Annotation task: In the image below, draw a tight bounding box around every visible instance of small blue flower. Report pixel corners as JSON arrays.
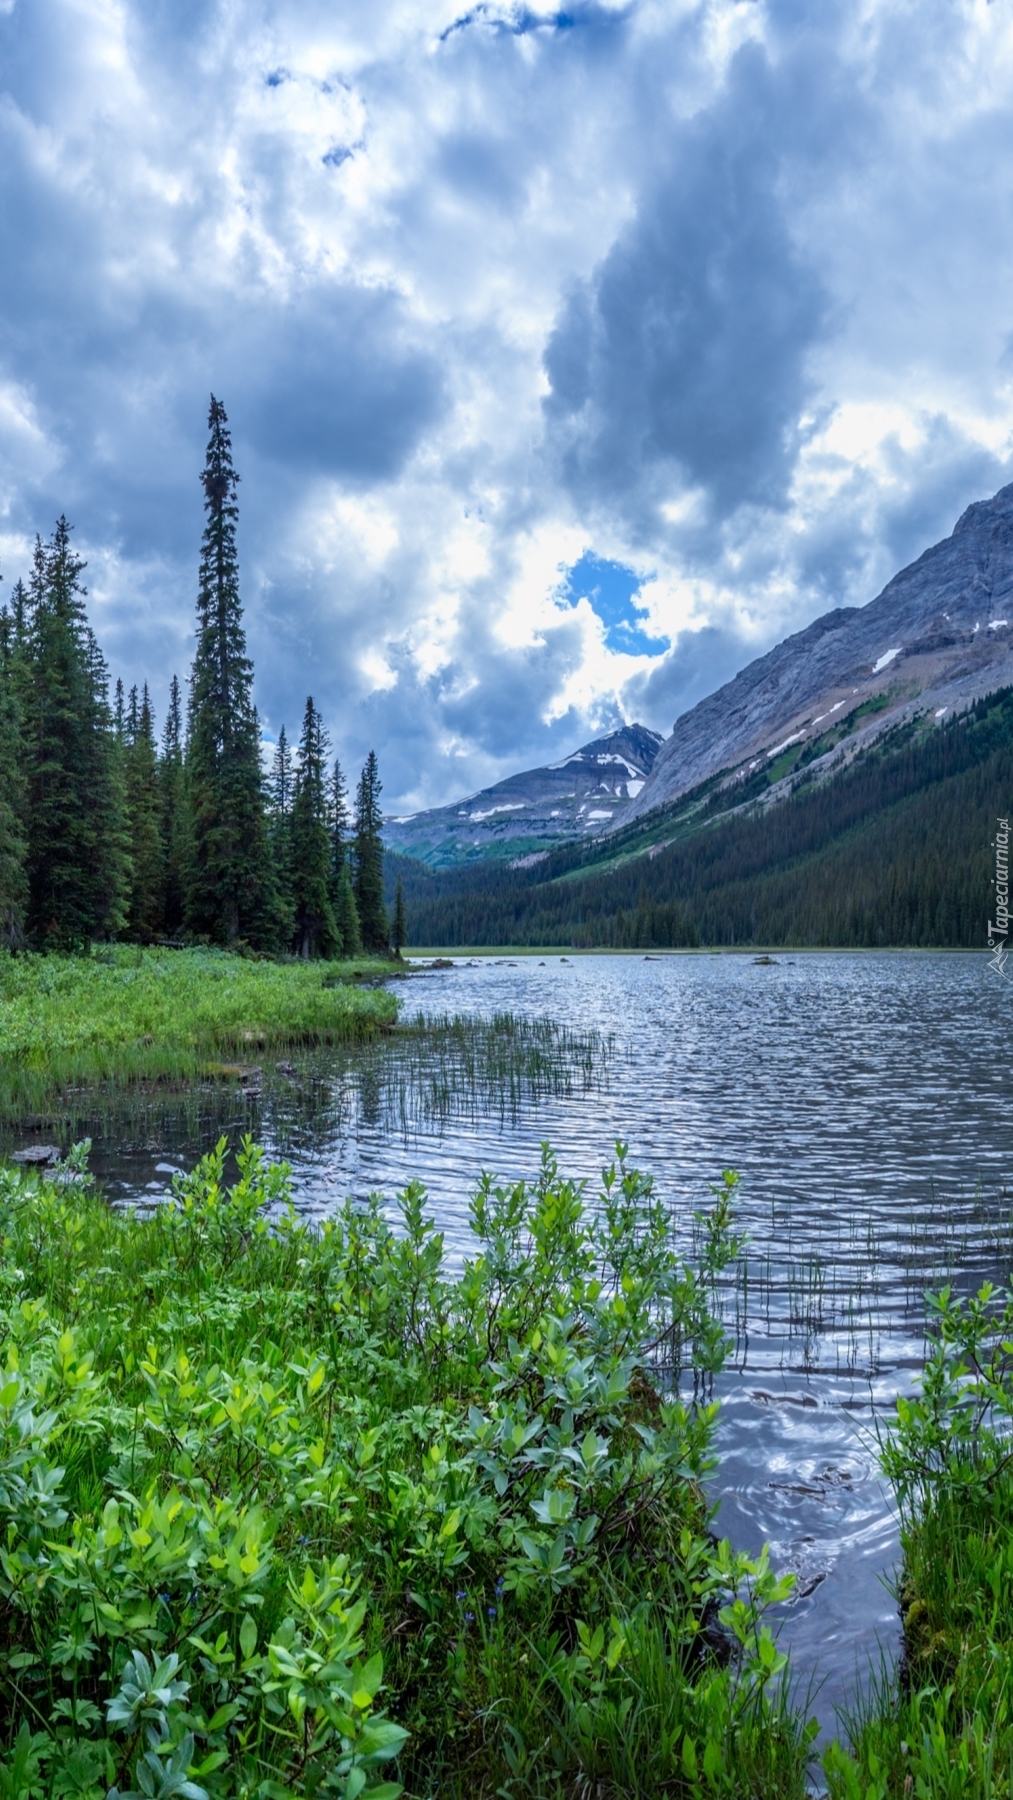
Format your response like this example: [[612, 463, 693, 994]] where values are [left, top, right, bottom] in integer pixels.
[[495, 1577, 505, 1595], [487, 1606, 496, 1618], [456, 1590, 467, 1601], [465, 1611, 474, 1623]]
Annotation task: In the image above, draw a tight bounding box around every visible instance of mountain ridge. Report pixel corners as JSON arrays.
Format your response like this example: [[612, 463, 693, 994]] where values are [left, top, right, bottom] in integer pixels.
[[618, 480, 1013, 826]]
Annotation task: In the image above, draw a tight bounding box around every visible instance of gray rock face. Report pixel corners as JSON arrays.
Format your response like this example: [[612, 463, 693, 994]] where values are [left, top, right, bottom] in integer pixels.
[[617, 482, 1013, 826], [385, 724, 663, 866]]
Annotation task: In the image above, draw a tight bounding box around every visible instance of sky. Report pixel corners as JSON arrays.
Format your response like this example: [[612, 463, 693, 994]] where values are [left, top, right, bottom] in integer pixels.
[[3, 0, 1013, 811]]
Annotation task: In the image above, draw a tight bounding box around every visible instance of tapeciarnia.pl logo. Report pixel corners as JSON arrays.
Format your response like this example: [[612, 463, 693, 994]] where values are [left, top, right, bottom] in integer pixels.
[[989, 816, 1010, 976]]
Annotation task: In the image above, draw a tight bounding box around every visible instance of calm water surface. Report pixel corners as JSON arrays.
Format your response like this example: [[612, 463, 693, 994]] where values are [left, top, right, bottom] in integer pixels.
[[15, 950, 1012, 1734]]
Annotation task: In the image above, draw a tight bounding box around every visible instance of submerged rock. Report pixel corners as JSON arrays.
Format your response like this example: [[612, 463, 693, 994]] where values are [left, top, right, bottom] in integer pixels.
[[11, 1145, 61, 1166]]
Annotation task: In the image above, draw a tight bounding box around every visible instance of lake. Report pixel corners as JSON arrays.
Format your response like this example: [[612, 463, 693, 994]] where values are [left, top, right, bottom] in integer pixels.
[[12, 948, 1010, 1734]]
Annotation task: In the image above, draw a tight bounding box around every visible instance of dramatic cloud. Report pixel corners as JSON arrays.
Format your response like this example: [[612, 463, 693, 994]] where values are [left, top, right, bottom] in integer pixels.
[[543, 41, 830, 519], [2, 0, 1013, 809]]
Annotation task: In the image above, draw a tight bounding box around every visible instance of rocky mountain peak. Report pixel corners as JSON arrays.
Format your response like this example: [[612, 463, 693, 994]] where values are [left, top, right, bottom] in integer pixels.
[[384, 722, 662, 866]]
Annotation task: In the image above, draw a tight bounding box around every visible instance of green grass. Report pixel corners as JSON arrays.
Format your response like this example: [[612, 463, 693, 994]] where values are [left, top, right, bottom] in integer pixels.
[[824, 1282, 1013, 1798], [0, 1144, 816, 1798], [0, 948, 400, 1121]]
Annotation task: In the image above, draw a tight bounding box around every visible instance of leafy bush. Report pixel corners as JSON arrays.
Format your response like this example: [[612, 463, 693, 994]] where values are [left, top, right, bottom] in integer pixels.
[[0, 1141, 811, 1798]]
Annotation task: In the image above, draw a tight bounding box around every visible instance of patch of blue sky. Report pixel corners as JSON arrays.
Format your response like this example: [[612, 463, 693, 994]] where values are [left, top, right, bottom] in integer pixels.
[[440, 7, 578, 42], [558, 552, 669, 657]]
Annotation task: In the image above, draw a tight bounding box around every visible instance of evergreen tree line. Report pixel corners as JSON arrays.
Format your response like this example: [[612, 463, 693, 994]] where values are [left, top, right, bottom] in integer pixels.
[[394, 689, 1013, 949], [0, 397, 406, 958]]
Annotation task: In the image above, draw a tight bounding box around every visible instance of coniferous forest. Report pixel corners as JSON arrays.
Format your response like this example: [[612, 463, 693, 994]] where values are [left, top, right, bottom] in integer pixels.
[[0, 398, 391, 958], [394, 690, 1013, 949]]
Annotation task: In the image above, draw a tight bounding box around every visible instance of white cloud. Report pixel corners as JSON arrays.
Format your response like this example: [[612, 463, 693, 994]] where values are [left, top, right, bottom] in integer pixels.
[[2, 0, 1013, 808]]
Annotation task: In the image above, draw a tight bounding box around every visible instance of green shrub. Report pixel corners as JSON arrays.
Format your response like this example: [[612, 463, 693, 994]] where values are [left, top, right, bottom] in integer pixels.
[[0, 1143, 811, 1798]]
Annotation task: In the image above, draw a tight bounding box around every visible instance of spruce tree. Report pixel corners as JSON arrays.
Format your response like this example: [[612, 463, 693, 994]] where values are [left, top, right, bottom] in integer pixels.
[[335, 855, 361, 957], [185, 396, 276, 947], [0, 602, 28, 949], [125, 683, 163, 941], [289, 697, 338, 959], [328, 756, 349, 915], [24, 518, 128, 947], [353, 750, 388, 954], [268, 725, 295, 940], [270, 725, 293, 817], [159, 675, 187, 938], [391, 874, 407, 957]]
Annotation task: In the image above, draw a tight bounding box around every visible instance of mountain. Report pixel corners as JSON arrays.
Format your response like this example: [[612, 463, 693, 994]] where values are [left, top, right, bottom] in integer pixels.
[[392, 682, 1013, 949], [384, 723, 663, 867], [618, 481, 1013, 827]]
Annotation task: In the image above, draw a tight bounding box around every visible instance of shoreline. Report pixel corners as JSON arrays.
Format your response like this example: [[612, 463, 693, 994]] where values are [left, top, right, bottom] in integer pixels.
[[405, 943, 988, 958]]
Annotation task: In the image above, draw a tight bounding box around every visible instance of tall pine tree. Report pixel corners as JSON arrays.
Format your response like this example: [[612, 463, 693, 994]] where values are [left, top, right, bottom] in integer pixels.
[[24, 518, 127, 947], [289, 698, 338, 959], [159, 675, 187, 938], [0, 599, 28, 949], [184, 397, 276, 947], [268, 725, 295, 941], [391, 874, 407, 958], [328, 757, 349, 912], [335, 855, 361, 957], [354, 750, 388, 954], [124, 683, 163, 941]]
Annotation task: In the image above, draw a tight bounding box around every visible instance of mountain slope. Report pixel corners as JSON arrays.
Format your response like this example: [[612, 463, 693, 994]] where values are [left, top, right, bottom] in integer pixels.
[[384, 723, 662, 867], [619, 481, 1013, 827], [392, 685, 1012, 949]]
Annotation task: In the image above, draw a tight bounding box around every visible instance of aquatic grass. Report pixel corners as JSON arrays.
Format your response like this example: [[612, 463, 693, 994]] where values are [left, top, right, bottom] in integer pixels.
[[0, 1012, 614, 1176], [382, 1009, 613, 1128], [0, 1140, 815, 1797], [0, 948, 399, 1121], [700, 1176, 1013, 1383]]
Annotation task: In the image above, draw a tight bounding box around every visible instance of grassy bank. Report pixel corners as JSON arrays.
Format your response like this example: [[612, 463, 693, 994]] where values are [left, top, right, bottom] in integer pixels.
[[0, 949, 399, 1122], [824, 1283, 1013, 1799], [0, 1143, 815, 1798]]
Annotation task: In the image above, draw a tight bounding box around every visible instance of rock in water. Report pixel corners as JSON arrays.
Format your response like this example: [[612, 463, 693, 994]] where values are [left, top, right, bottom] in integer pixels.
[[11, 1145, 61, 1166]]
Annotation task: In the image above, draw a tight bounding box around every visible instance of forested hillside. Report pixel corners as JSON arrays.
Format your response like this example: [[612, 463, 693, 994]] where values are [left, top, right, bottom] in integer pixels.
[[392, 692, 1012, 948], [0, 399, 398, 958]]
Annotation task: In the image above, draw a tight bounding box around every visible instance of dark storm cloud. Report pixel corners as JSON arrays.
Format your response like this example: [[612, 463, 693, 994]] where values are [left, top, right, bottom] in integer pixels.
[[543, 40, 831, 523], [238, 294, 445, 482]]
